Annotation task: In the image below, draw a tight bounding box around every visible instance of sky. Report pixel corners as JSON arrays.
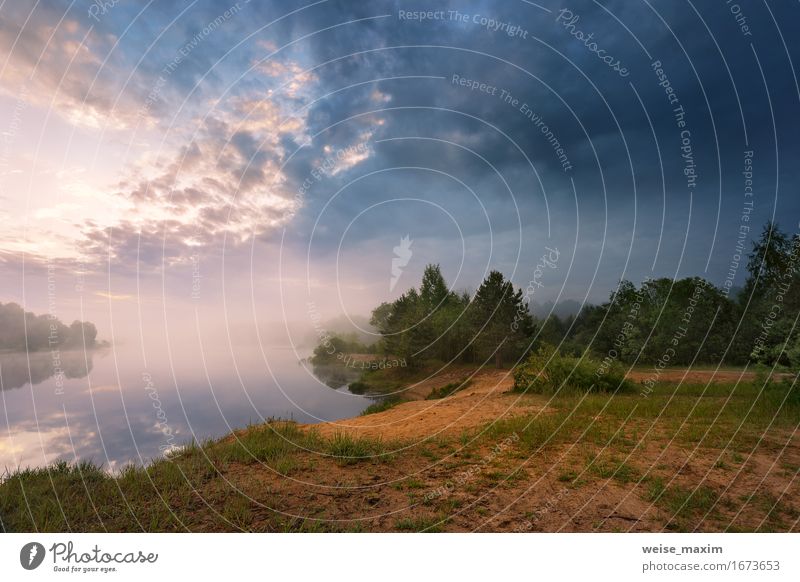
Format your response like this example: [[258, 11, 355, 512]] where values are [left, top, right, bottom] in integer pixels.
[[0, 0, 798, 345]]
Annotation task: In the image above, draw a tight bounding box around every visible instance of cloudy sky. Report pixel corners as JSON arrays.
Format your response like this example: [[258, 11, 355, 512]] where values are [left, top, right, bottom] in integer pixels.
[[1, 0, 798, 343]]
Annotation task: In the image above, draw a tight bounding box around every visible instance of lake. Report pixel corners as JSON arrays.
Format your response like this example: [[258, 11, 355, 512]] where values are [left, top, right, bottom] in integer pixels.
[[0, 343, 371, 472]]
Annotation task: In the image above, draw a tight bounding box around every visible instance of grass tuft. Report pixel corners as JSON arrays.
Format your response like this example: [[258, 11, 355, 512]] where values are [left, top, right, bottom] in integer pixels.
[[426, 379, 473, 400], [325, 433, 388, 465], [360, 396, 408, 415]]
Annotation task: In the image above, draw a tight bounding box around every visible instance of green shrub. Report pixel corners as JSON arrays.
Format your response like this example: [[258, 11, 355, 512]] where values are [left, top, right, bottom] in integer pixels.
[[361, 396, 407, 415], [348, 381, 371, 394], [512, 344, 633, 394], [426, 379, 473, 400], [325, 433, 386, 465]]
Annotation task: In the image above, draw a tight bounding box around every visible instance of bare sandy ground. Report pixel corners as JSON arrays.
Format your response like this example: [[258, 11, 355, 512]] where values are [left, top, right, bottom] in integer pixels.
[[311, 368, 546, 440]]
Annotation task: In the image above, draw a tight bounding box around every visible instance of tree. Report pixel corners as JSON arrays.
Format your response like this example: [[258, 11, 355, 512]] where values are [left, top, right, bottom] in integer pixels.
[[537, 314, 567, 346], [743, 221, 791, 302], [736, 223, 800, 366], [0, 302, 97, 351], [419, 264, 450, 310], [357, 222, 799, 370], [66, 321, 97, 348], [469, 271, 535, 367]]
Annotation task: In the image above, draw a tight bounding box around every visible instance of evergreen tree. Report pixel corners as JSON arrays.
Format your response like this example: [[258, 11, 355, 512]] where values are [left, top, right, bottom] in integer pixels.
[[469, 271, 535, 367]]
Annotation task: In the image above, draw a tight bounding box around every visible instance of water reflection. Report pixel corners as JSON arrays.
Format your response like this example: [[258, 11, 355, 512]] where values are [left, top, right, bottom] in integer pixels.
[[0, 350, 93, 391], [309, 362, 361, 390], [0, 344, 372, 471]]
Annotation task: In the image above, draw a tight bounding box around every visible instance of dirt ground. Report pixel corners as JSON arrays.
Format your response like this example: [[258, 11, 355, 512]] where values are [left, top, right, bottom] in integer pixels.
[[220, 423, 799, 533], [311, 368, 544, 440], [309, 367, 793, 441], [236, 366, 798, 532]]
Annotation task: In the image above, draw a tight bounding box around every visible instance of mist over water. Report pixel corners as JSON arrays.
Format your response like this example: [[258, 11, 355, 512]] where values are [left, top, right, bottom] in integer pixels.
[[0, 342, 371, 472]]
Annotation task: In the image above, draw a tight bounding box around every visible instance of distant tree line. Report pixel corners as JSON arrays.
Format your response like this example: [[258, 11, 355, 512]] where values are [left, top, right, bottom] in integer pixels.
[[539, 222, 800, 368], [0, 302, 98, 351], [358, 222, 799, 370]]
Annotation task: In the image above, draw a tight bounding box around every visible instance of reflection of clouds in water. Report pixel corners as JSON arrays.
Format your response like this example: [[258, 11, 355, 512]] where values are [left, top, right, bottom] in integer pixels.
[[0, 425, 72, 469], [0, 405, 176, 473], [0, 411, 100, 470], [84, 384, 121, 394], [1, 346, 371, 471], [0, 349, 94, 391]]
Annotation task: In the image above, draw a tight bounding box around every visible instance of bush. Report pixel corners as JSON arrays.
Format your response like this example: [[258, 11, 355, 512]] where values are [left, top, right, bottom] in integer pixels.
[[426, 379, 473, 400], [325, 433, 386, 465], [512, 344, 633, 394], [348, 381, 371, 394], [361, 396, 407, 415]]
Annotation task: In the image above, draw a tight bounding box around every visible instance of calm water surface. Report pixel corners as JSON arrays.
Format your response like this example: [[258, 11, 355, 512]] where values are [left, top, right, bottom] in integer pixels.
[[0, 343, 371, 471]]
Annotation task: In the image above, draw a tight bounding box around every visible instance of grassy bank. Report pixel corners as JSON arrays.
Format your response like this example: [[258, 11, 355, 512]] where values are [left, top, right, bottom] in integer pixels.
[[0, 422, 397, 532], [350, 359, 479, 396], [1, 376, 797, 532]]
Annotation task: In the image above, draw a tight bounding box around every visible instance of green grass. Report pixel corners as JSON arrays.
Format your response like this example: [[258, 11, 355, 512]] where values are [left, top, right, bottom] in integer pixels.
[[324, 433, 389, 465], [357, 360, 477, 395], [360, 396, 408, 415], [558, 470, 578, 482], [642, 477, 721, 529], [394, 514, 446, 532], [644, 477, 667, 502], [513, 344, 634, 394], [480, 379, 800, 454], [659, 485, 720, 528], [350, 364, 421, 395], [743, 491, 800, 530], [347, 381, 371, 394], [586, 457, 641, 483], [222, 495, 255, 529], [0, 421, 393, 532], [2, 377, 796, 533], [426, 378, 473, 400]]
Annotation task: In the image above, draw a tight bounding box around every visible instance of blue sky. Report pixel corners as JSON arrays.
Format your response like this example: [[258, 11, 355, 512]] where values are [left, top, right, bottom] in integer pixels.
[[0, 0, 798, 340]]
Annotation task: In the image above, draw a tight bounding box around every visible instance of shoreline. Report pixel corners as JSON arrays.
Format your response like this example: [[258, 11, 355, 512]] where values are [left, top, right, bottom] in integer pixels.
[[1, 365, 797, 532]]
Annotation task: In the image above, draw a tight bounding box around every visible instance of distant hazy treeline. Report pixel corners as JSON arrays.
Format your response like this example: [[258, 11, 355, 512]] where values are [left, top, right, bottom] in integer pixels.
[[0, 302, 98, 351], [315, 222, 799, 370]]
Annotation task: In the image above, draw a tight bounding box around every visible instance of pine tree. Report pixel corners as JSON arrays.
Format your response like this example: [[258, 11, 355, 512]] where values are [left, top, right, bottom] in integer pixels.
[[469, 271, 535, 367]]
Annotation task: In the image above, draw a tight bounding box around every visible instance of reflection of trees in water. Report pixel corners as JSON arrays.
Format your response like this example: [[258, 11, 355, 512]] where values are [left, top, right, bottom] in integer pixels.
[[310, 363, 360, 390], [0, 350, 94, 390]]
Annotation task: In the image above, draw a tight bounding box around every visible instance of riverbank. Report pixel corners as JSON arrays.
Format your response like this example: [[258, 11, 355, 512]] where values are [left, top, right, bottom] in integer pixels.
[[1, 366, 797, 532]]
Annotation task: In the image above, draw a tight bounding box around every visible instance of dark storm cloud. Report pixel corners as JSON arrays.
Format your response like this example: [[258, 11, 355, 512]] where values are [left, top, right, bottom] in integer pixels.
[[2, 0, 798, 299], [252, 0, 800, 297]]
